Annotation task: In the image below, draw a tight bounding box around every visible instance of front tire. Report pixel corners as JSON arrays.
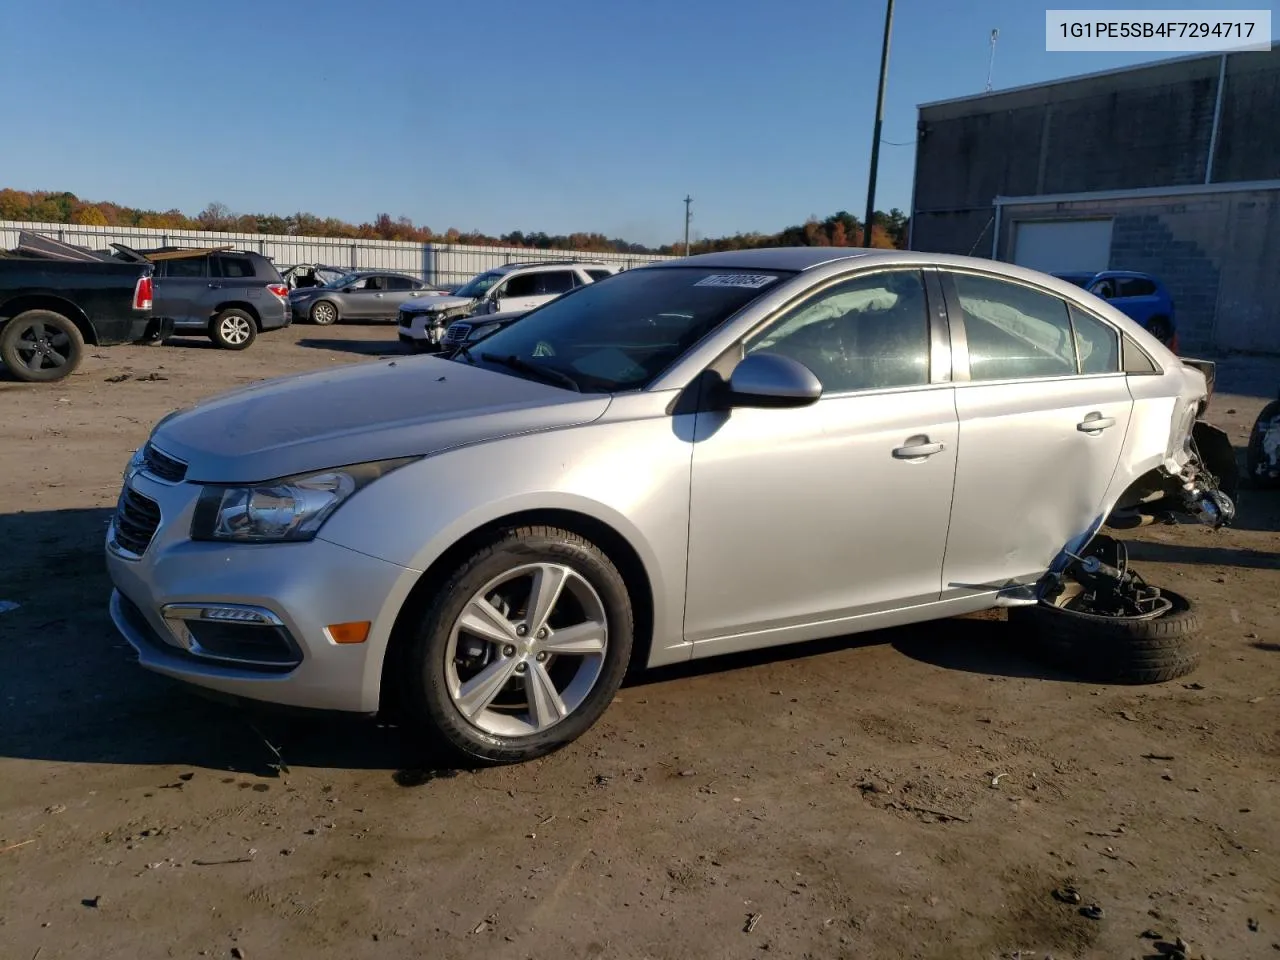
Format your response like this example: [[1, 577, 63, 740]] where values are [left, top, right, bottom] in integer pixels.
[[209, 309, 257, 351], [0, 309, 85, 383], [310, 300, 339, 326], [400, 526, 634, 765]]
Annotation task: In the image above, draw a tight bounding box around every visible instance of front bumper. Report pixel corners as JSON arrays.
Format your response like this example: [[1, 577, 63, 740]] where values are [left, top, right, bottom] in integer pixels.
[[104, 470, 419, 713], [398, 311, 450, 347]]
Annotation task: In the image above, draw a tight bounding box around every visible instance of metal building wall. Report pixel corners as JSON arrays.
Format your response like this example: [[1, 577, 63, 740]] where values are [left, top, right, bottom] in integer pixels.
[[0, 221, 674, 286]]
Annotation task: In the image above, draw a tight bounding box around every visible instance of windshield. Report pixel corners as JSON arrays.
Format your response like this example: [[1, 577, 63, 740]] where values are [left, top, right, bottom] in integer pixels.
[[454, 271, 504, 298], [457, 266, 792, 392]]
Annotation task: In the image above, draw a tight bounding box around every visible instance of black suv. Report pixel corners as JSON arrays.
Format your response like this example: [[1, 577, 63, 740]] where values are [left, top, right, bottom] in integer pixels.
[[145, 249, 291, 350]]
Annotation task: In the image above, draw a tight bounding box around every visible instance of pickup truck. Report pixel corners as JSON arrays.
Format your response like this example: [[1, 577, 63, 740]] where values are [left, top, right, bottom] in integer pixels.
[[1, 232, 170, 383]]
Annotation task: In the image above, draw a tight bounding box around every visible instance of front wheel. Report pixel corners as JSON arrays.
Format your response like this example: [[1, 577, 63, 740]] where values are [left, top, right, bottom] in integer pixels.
[[399, 525, 634, 764], [209, 309, 257, 350], [310, 300, 339, 326], [0, 309, 85, 383]]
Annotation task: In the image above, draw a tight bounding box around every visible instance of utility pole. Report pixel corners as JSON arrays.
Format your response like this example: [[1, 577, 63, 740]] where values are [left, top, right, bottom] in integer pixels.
[[683, 195, 693, 256], [986, 28, 999, 92], [862, 0, 895, 248]]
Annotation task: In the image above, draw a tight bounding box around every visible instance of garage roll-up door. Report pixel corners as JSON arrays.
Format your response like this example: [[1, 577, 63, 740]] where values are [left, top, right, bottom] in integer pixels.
[[1012, 219, 1113, 274]]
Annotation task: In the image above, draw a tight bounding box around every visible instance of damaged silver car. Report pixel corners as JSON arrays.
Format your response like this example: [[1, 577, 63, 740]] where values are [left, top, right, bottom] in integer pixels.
[[105, 248, 1236, 764]]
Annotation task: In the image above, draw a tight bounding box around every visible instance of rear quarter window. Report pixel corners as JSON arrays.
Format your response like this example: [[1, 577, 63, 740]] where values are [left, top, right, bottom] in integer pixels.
[[215, 257, 257, 279]]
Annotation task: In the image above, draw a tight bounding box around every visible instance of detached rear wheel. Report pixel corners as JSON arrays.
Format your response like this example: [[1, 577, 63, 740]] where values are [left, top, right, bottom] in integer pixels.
[[0, 309, 84, 383], [1010, 585, 1200, 684], [1246, 398, 1280, 489], [401, 526, 633, 764]]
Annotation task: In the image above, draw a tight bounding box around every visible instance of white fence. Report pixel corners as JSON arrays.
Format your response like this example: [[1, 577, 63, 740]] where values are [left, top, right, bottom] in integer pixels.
[[0, 221, 676, 287]]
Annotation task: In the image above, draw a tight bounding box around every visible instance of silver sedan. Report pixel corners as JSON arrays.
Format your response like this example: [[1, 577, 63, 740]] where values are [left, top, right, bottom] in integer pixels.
[[105, 248, 1234, 764]]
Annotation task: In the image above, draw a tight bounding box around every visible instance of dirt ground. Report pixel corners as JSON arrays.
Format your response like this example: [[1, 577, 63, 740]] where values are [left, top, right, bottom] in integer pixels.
[[0, 324, 1277, 960]]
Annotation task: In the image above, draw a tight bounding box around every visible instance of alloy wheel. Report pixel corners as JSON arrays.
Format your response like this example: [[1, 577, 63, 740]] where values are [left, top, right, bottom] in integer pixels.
[[13, 320, 72, 372], [220, 316, 252, 345], [444, 563, 608, 737]]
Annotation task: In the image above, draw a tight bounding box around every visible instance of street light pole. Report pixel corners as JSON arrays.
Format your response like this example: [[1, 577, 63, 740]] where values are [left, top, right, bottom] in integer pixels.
[[862, 0, 895, 247], [683, 195, 693, 256]]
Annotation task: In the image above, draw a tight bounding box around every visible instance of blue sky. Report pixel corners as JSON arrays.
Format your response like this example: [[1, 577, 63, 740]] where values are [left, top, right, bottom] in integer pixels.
[[0, 0, 1260, 246]]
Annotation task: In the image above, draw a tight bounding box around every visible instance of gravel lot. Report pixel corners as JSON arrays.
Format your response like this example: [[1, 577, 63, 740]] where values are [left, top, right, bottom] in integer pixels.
[[1, 325, 1277, 960]]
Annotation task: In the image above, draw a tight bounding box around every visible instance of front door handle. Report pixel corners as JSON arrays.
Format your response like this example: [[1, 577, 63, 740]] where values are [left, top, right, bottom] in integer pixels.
[[893, 436, 945, 460], [207, 283, 221, 289], [1077, 413, 1117, 433]]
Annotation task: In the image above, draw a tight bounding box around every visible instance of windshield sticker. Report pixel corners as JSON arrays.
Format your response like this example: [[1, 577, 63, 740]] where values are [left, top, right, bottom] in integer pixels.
[[693, 273, 778, 290]]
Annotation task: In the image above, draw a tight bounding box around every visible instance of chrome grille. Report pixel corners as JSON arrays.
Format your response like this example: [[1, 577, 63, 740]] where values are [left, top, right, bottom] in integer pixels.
[[111, 487, 161, 557], [143, 443, 187, 483], [444, 323, 470, 343]]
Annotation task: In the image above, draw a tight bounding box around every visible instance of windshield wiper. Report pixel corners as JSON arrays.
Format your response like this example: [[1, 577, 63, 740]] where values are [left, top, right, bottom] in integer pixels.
[[480, 352, 581, 392], [452, 342, 476, 364]]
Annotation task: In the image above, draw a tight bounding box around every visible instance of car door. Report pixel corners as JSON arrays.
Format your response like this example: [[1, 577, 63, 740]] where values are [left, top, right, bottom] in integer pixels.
[[939, 269, 1134, 595], [1113, 276, 1161, 328], [207, 254, 265, 319], [342, 275, 388, 319], [385, 275, 428, 315], [684, 267, 959, 654], [154, 256, 210, 329], [491, 272, 542, 314]]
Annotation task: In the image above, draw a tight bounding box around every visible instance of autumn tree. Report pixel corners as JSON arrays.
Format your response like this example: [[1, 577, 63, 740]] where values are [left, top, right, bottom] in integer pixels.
[[71, 205, 109, 226]]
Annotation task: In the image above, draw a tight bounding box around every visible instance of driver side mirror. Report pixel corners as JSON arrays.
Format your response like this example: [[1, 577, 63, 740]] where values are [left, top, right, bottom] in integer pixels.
[[726, 353, 823, 409]]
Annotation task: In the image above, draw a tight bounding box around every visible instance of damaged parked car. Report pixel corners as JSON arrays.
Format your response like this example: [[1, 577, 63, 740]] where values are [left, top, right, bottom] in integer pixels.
[[105, 248, 1236, 765]]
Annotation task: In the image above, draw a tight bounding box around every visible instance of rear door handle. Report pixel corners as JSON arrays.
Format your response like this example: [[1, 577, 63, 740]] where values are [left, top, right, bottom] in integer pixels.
[[1077, 413, 1117, 433], [207, 283, 221, 289], [893, 437, 945, 459]]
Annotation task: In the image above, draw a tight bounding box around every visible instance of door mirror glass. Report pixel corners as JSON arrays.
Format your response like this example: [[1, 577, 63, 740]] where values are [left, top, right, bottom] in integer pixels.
[[727, 353, 823, 408]]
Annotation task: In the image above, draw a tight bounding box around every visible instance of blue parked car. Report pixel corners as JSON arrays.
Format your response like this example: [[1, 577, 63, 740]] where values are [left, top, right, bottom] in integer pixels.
[[1053, 271, 1177, 350]]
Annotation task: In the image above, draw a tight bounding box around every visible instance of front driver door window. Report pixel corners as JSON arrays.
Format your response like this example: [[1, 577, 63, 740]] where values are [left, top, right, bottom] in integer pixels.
[[684, 269, 960, 653], [940, 270, 1134, 596]]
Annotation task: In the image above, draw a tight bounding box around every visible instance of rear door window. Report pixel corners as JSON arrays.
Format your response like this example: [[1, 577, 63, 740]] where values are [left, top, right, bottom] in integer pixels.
[[537, 271, 577, 295], [214, 256, 257, 279], [385, 276, 415, 290], [947, 272, 1077, 381]]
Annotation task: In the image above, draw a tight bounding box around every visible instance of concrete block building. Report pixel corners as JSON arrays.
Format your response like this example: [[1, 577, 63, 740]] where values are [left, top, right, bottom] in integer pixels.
[[909, 48, 1280, 353]]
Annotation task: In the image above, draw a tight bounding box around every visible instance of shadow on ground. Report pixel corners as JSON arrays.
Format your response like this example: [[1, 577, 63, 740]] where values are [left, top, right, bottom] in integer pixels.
[[295, 336, 407, 357], [0, 506, 1074, 779]]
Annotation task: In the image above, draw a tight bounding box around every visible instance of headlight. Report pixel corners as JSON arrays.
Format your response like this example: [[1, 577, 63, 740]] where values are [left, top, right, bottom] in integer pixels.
[[191, 458, 418, 543], [124, 446, 146, 479]]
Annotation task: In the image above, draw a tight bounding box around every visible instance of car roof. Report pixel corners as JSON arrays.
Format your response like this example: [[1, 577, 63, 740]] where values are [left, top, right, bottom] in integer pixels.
[[492, 260, 614, 275]]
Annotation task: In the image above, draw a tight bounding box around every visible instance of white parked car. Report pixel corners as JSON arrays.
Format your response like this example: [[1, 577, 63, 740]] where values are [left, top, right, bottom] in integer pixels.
[[398, 260, 620, 352]]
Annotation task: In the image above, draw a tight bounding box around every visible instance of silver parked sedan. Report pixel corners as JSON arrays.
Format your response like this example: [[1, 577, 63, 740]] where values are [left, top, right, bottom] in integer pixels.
[[106, 248, 1235, 764]]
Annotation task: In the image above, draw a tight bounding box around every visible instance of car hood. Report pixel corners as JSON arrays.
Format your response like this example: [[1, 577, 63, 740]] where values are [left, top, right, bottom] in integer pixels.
[[150, 357, 611, 483], [401, 294, 477, 314]]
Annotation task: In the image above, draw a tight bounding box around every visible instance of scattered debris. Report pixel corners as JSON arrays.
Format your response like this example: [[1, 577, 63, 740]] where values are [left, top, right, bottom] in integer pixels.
[[679, 769, 696, 778], [1142, 754, 1175, 761], [1140, 929, 1163, 940], [82, 896, 100, 908], [990, 774, 1006, 788], [1250, 918, 1260, 932], [472, 920, 490, 935], [1248, 696, 1266, 704], [1078, 904, 1104, 920], [231, 948, 245, 960], [745, 913, 762, 933], [104, 374, 130, 383], [1, 839, 36, 854], [1052, 886, 1082, 905], [1184, 682, 1205, 690], [178, 773, 195, 782], [247, 723, 289, 775], [539, 815, 556, 826], [885, 801, 970, 823], [1119, 711, 1139, 722], [134, 372, 168, 382]]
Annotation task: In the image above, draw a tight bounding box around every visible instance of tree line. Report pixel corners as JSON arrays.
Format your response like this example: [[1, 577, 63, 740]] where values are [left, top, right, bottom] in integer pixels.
[[0, 189, 909, 254]]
